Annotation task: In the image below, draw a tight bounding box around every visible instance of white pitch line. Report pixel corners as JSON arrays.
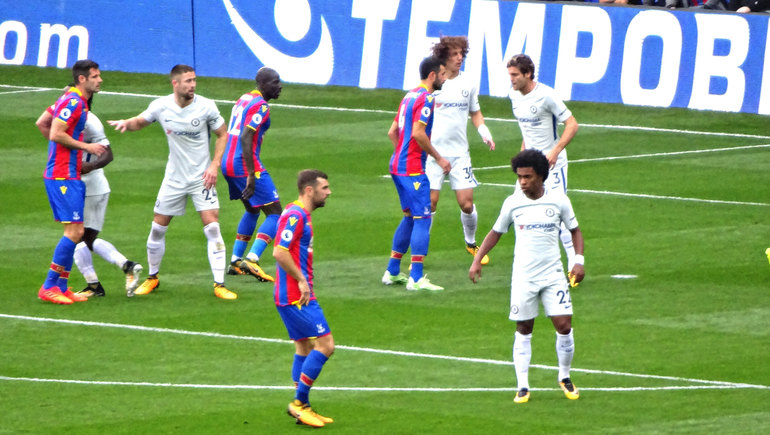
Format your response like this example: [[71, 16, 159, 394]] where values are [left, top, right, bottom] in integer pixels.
[[474, 143, 770, 171], [2, 313, 766, 390], [480, 182, 770, 207], [0, 375, 762, 392], [2, 84, 768, 140]]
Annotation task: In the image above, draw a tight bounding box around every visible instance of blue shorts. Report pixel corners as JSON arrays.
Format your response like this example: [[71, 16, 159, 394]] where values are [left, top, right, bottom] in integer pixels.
[[225, 171, 280, 208], [44, 178, 85, 223], [276, 299, 331, 341], [391, 174, 431, 217]]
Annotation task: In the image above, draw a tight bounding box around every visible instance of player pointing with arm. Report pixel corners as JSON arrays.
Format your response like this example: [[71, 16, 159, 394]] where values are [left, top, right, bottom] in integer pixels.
[[470, 149, 584, 404], [108, 64, 235, 300]]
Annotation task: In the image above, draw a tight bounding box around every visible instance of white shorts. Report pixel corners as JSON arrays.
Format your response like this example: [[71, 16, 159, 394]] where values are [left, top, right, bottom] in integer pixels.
[[83, 192, 109, 231], [154, 179, 219, 216], [426, 154, 478, 191], [508, 273, 573, 321]]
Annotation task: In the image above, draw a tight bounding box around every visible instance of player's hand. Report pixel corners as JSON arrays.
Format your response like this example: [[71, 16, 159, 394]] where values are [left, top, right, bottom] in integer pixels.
[[469, 262, 482, 283], [107, 119, 128, 133], [546, 149, 558, 169], [568, 264, 585, 287], [484, 138, 496, 151], [241, 174, 255, 200], [84, 142, 107, 156], [438, 157, 451, 174], [202, 164, 218, 190], [298, 281, 311, 306]]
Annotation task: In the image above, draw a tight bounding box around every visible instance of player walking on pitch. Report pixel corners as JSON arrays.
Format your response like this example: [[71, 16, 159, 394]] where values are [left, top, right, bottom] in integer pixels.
[[469, 149, 585, 403], [274, 170, 334, 428], [108, 64, 236, 300], [507, 54, 580, 274], [38, 59, 108, 305], [221, 67, 283, 283], [428, 36, 495, 265], [382, 55, 450, 291]]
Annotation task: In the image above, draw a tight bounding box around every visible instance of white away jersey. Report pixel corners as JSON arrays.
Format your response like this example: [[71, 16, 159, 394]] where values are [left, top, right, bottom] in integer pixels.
[[509, 82, 572, 169], [492, 188, 578, 281], [141, 94, 225, 185], [81, 112, 110, 196], [431, 72, 481, 157]]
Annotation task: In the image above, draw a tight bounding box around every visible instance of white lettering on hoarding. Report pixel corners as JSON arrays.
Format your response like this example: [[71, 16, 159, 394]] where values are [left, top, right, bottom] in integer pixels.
[[759, 27, 770, 115], [620, 10, 681, 107], [554, 5, 612, 100], [352, 0, 399, 89], [0, 20, 27, 65], [402, 0, 455, 90], [688, 14, 749, 112], [465, 0, 545, 97], [37, 23, 89, 68]]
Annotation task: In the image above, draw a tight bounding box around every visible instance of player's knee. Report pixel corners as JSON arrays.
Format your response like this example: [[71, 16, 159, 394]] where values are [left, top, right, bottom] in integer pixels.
[[83, 228, 98, 250]]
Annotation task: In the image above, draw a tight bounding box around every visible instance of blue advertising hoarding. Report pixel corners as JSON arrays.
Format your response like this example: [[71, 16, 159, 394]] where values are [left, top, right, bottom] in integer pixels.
[[2, 0, 769, 114]]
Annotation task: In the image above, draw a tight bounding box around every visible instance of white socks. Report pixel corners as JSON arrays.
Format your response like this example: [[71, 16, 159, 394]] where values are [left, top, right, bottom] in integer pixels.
[[74, 242, 98, 283], [556, 329, 575, 381], [460, 205, 478, 245], [93, 238, 127, 267], [74, 239, 129, 284], [203, 222, 226, 284], [146, 221, 167, 276], [513, 331, 532, 390]]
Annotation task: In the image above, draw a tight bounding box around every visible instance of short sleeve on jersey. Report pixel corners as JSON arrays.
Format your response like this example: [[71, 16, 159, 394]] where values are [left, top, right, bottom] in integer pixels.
[[418, 94, 434, 125], [277, 210, 304, 250], [245, 104, 269, 132]]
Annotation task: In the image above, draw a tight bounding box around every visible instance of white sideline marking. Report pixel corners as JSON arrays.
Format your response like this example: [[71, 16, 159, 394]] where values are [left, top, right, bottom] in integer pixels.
[[0, 375, 760, 392], [2, 84, 769, 140], [480, 182, 770, 207], [1, 313, 767, 391], [474, 144, 770, 170]]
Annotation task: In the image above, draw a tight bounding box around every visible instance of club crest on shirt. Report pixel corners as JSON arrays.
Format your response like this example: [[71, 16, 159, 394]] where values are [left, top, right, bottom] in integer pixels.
[[191, 118, 200, 127], [545, 208, 555, 217]]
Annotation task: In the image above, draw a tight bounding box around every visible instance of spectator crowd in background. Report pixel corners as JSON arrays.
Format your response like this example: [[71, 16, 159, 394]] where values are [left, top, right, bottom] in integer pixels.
[[560, 0, 770, 14]]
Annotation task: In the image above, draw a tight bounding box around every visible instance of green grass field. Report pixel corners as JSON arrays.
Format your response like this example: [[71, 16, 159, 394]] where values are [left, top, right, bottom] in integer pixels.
[[1, 65, 769, 434]]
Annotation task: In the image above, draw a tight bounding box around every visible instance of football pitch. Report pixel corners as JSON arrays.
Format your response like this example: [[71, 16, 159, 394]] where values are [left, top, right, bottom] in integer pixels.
[[1, 65, 768, 433]]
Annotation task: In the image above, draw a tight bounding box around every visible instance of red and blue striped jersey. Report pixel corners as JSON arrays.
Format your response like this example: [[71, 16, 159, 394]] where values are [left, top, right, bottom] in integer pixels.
[[389, 84, 435, 176], [44, 87, 88, 180], [274, 200, 315, 307], [222, 90, 271, 177]]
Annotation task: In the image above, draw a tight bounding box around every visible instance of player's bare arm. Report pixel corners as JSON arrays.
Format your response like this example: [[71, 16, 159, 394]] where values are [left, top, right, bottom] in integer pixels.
[[568, 226, 585, 284], [470, 110, 495, 150], [547, 116, 578, 168], [413, 121, 450, 174], [273, 246, 311, 306], [203, 123, 227, 190], [107, 116, 151, 133], [50, 119, 106, 156], [387, 120, 399, 147], [239, 126, 257, 199], [81, 146, 114, 175], [35, 110, 53, 140], [469, 230, 503, 283]]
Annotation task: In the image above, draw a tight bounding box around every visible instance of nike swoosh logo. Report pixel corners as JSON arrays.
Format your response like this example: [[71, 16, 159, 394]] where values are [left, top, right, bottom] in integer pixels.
[[222, 0, 333, 85]]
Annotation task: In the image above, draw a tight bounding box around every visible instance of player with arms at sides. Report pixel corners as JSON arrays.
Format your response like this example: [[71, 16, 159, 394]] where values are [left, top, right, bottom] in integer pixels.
[[108, 64, 236, 300], [381, 55, 450, 291], [428, 35, 495, 265], [221, 67, 282, 283], [36, 88, 143, 298], [469, 149, 585, 404], [507, 54, 580, 276], [274, 170, 334, 428], [38, 59, 108, 304]]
